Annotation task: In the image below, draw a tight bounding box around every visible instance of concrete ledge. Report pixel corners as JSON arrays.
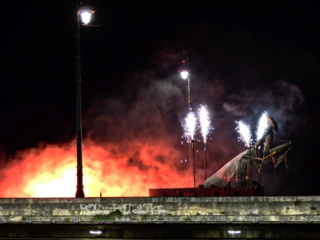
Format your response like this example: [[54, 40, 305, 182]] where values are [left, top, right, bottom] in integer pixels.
[[1, 195, 320, 203], [0, 196, 319, 223]]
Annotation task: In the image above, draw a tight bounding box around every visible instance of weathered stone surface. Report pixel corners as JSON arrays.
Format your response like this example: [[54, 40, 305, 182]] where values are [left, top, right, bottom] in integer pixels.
[[0, 196, 319, 223]]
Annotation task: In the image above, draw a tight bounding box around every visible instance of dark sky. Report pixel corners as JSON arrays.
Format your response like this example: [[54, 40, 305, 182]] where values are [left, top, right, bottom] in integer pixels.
[[1, 1, 320, 195]]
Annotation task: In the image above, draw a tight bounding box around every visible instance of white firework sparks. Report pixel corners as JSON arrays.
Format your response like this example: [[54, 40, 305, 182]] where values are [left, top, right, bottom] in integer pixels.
[[256, 111, 269, 140], [184, 111, 196, 141], [199, 105, 210, 143], [235, 121, 252, 148]]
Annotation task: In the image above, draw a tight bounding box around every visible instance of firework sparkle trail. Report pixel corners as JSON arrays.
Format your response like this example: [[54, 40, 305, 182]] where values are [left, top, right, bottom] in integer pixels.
[[235, 121, 252, 148], [256, 111, 269, 140], [184, 111, 197, 141], [183, 111, 197, 188], [198, 105, 211, 181], [199, 105, 211, 144]]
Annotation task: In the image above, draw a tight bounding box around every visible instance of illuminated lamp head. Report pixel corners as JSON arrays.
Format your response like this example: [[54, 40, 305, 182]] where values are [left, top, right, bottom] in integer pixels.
[[78, 8, 95, 24], [179, 58, 190, 80], [180, 71, 189, 80]]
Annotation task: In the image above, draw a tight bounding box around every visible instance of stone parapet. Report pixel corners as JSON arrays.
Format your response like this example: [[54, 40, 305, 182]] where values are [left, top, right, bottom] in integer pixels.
[[0, 196, 319, 223]]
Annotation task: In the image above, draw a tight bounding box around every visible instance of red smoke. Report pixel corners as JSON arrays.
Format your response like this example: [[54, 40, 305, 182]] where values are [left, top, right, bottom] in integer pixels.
[[0, 139, 192, 198]]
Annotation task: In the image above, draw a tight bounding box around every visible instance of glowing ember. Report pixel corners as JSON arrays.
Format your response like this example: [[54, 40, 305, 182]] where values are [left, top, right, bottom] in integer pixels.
[[198, 105, 211, 143], [256, 111, 269, 140], [235, 121, 252, 148], [0, 140, 192, 198], [184, 111, 197, 141]]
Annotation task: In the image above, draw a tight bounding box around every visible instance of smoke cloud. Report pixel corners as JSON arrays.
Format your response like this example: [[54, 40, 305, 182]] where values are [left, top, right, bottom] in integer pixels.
[[0, 27, 311, 197], [0, 74, 194, 197]]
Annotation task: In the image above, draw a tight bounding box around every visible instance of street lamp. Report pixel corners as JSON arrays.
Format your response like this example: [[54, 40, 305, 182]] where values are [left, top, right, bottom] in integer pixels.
[[179, 50, 196, 188], [75, 3, 95, 198], [178, 50, 191, 110]]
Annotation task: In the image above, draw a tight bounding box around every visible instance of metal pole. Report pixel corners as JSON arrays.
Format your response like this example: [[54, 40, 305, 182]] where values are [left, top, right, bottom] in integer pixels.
[[75, 11, 85, 198], [187, 75, 190, 110], [187, 74, 191, 186], [183, 50, 193, 188], [183, 49, 191, 110], [192, 140, 195, 188], [204, 141, 207, 181]]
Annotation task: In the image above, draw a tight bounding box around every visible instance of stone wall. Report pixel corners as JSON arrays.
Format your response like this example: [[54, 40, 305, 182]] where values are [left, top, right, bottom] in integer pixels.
[[0, 196, 319, 223]]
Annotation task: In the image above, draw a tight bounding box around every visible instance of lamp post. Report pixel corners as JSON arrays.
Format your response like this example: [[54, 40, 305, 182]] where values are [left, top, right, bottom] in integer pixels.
[[75, 4, 95, 198], [178, 50, 191, 111], [192, 139, 196, 188], [204, 139, 207, 181], [179, 51, 196, 188]]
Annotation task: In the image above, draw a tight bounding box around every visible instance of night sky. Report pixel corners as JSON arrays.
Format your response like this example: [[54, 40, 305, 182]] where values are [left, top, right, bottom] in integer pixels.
[[1, 1, 320, 196]]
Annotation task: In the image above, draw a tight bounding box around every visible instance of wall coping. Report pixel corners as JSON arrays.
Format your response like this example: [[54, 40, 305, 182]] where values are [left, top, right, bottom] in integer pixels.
[[0, 196, 319, 204]]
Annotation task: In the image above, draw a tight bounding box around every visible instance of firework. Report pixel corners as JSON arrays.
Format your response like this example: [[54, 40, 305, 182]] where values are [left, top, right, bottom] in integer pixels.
[[183, 111, 197, 188], [199, 105, 210, 143], [256, 111, 269, 140], [198, 105, 212, 181], [184, 111, 196, 141], [235, 121, 252, 148]]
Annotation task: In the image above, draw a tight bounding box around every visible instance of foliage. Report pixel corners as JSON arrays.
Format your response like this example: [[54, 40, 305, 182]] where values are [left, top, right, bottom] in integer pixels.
[[294, 201, 301, 206], [92, 210, 122, 221]]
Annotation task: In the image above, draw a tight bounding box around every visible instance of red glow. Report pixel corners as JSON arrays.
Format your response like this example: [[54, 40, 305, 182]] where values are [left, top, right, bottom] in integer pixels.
[[0, 140, 192, 197]]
